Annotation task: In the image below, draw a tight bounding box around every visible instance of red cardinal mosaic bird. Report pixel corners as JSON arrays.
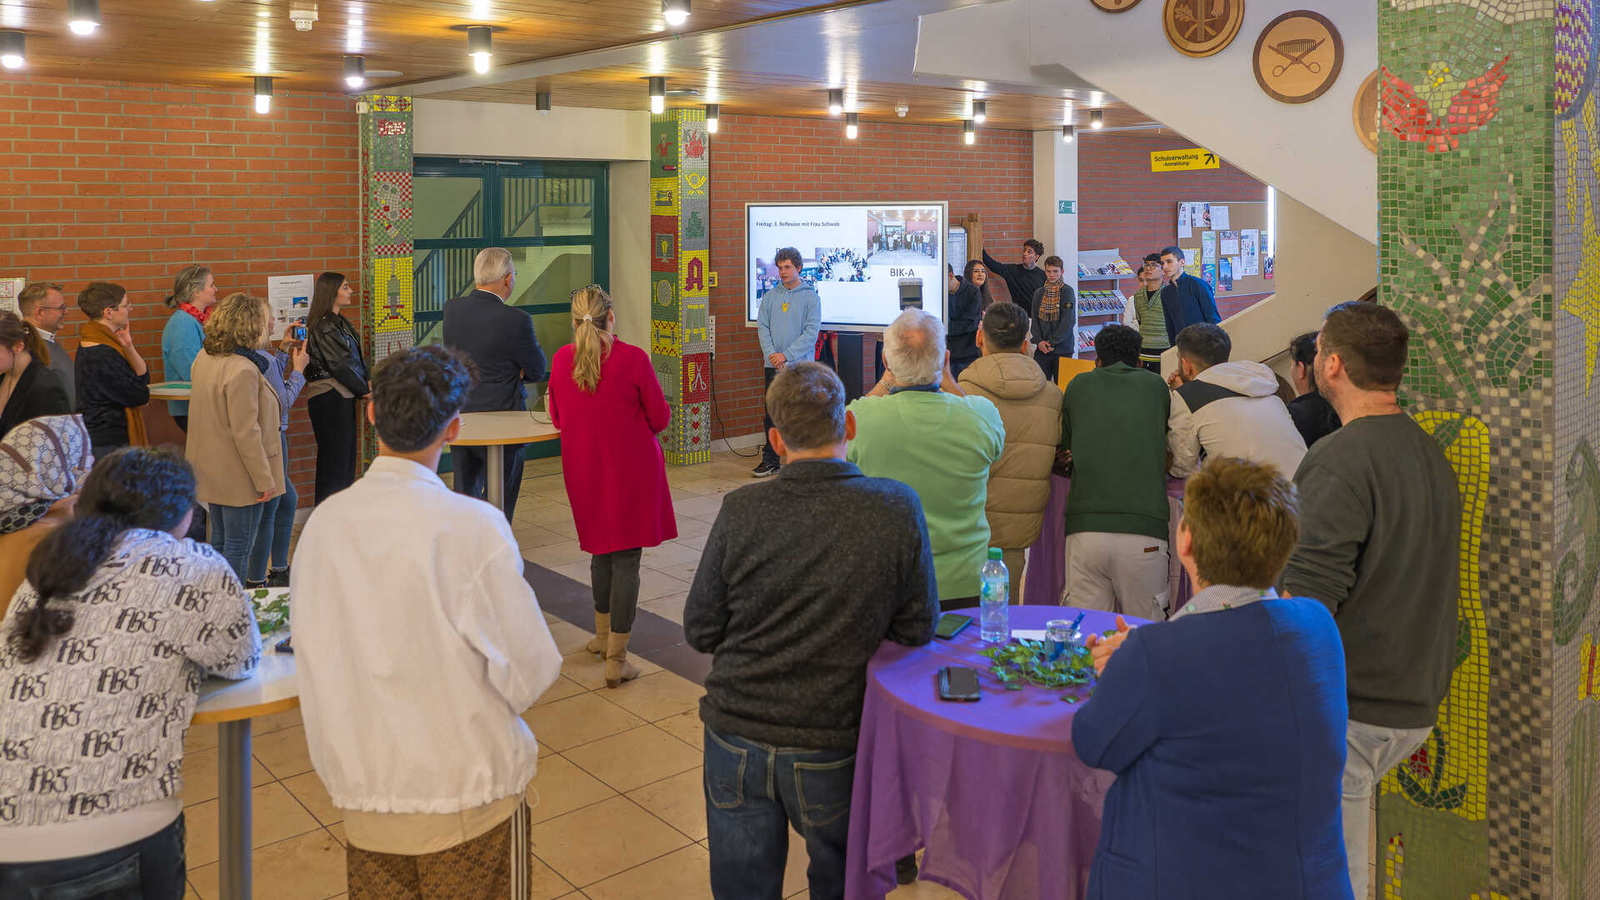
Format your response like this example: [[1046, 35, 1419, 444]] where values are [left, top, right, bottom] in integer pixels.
[[1381, 55, 1510, 153]]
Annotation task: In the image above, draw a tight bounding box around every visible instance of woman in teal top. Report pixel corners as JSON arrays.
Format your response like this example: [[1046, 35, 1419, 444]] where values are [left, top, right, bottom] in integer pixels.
[[158, 264, 216, 431]]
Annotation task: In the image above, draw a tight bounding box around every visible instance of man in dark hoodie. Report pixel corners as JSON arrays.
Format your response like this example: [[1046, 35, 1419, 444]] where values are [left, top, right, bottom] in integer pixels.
[[983, 238, 1048, 317]]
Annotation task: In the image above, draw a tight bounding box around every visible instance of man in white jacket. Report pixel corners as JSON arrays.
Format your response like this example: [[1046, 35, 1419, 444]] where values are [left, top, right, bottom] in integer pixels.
[[1166, 323, 1308, 481], [292, 343, 562, 898]]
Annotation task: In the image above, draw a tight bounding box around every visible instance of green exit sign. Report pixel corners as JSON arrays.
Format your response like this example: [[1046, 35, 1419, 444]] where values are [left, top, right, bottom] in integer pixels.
[[1058, 200, 1077, 215]]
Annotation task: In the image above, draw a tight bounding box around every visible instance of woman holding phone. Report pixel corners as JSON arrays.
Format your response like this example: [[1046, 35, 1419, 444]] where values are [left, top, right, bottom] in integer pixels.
[[547, 286, 675, 687], [303, 273, 369, 504], [250, 322, 309, 587]]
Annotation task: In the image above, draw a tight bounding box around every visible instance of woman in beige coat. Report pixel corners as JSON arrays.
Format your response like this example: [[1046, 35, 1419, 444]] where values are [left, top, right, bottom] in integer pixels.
[[185, 292, 284, 583]]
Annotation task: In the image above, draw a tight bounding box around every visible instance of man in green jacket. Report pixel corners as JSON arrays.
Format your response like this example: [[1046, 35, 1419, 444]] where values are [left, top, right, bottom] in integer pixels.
[[1060, 324, 1172, 620]]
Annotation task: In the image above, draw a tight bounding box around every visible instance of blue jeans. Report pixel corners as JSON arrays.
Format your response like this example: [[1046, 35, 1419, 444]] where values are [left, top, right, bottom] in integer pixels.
[[0, 814, 184, 900], [703, 726, 855, 900], [249, 433, 297, 581], [209, 501, 268, 584]]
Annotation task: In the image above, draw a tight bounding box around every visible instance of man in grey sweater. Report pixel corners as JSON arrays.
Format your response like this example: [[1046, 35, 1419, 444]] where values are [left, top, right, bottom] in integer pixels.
[[1278, 302, 1460, 900], [686, 361, 938, 900]]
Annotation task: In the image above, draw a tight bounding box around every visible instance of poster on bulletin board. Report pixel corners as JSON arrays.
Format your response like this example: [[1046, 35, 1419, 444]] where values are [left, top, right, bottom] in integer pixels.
[[1177, 201, 1273, 294]]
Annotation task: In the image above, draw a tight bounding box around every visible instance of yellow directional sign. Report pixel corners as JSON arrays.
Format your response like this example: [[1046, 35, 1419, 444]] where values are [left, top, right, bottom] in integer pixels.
[[1150, 148, 1221, 172]]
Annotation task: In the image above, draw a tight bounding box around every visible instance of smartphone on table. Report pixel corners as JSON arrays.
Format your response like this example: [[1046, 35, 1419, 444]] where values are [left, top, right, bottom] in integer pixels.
[[937, 666, 981, 702], [934, 613, 973, 640]]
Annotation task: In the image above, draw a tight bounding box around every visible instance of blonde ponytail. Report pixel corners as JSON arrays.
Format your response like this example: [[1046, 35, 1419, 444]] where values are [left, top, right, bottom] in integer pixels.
[[570, 286, 615, 393]]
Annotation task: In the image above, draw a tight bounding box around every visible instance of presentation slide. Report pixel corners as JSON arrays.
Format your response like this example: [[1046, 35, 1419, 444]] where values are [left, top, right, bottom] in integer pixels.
[[746, 203, 947, 330]]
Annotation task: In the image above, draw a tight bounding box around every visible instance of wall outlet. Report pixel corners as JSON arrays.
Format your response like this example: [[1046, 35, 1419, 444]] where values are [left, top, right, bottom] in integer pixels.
[[709, 315, 717, 357]]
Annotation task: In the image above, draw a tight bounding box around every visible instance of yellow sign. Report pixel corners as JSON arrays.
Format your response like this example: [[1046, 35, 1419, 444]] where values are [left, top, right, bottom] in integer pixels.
[[1150, 148, 1220, 172]]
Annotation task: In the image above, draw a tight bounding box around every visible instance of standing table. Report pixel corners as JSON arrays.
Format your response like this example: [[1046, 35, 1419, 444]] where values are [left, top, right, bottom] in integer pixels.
[[846, 605, 1145, 900], [193, 636, 299, 900], [447, 411, 559, 512], [148, 381, 192, 400]]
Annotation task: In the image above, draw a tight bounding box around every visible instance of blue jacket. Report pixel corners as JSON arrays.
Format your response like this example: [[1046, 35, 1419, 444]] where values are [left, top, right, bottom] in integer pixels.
[[1159, 272, 1221, 345], [1072, 599, 1353, 900], [161, 309, 205, 417]]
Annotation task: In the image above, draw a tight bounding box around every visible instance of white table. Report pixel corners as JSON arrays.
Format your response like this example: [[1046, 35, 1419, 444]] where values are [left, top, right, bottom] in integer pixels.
[[194, 628, 298, 900], [447, 411, 560, 511]]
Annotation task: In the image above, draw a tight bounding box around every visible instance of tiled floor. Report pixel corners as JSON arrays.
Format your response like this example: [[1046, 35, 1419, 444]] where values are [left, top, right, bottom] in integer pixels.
[[182, 450, 960, 900]]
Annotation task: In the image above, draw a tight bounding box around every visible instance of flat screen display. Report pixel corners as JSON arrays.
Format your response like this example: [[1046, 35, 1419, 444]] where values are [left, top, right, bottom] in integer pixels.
[[745, 202, 948, 331]]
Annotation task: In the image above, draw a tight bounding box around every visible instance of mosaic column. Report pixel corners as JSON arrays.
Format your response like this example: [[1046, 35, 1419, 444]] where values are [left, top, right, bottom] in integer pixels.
[[357, 95, 415, 463], [1374, 3, 1592, 898], [649, 109, 712, 466]]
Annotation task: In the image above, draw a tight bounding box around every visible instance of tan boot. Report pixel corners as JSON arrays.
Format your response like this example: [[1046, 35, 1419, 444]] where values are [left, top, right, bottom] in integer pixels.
[[586, 612, 610, 654], [604, 632, 640, 688]]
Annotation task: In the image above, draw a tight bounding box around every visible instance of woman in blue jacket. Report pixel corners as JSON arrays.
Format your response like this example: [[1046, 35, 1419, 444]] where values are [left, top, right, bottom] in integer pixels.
[[159, 264, 217, 431], [1073, 457, 1353, 900]]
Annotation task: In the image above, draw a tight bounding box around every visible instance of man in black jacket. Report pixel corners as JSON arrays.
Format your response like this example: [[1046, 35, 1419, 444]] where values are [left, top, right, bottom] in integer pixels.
[[441, 247, 547, 521], [983, 238, 1047, 317], [686, 362, 937, 900]]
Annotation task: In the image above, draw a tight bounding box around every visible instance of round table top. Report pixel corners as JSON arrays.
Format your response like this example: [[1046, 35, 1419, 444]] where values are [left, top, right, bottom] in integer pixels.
[[148, 381, 192, 400], [193, 635, 298, 724], [866, 605, 1142, 752], [448, 410, 560, 447]]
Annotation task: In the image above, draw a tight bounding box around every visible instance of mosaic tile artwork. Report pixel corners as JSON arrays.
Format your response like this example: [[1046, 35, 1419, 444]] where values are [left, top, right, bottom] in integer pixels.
[[1378, 0, 1566, 896], [650, 110, 712, 465], [359, 95, 415, 465], [371, 256, 414, 333], [368, 172, 413, 256]]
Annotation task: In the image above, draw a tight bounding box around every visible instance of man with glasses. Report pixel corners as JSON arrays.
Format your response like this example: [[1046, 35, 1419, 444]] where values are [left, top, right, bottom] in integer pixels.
[[441, 247, 548, 522], [17, 282, 74, 409]]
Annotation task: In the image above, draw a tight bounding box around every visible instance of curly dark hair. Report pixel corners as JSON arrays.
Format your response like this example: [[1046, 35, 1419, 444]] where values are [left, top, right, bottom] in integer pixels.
[[774, 247, 803, 269], [1093, 324, 1143, 368], [370, 344, 478, 453], [9, 448, 197, 662]]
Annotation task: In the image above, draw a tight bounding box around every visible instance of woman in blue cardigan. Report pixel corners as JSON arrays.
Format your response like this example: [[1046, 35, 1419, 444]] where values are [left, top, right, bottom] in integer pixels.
[[159, 264, 216, 431], [1073, 457, 1353, 900]]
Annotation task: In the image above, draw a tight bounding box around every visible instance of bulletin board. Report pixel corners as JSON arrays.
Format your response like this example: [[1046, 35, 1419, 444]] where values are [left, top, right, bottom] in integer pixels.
[[1175, 201, 1274, 297]]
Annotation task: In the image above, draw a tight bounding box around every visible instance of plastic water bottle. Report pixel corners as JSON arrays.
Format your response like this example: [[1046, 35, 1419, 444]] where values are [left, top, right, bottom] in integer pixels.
[[980, 547, 1010, 643]]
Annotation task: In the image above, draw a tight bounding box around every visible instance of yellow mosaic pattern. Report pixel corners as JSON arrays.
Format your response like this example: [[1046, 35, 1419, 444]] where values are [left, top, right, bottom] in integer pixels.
[[1379, 411, 1490, 821], [1561, 92, 1600, 392], [372, 256, 414, 334]]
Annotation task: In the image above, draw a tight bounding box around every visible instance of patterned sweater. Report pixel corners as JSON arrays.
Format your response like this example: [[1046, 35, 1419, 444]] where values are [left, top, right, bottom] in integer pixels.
[[0, 530, 260, 827]]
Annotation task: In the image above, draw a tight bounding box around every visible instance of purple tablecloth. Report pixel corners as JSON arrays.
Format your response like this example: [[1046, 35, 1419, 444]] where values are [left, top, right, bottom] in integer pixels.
[[1022, 475, 1193, 612], [845, 606, 1132, 900]]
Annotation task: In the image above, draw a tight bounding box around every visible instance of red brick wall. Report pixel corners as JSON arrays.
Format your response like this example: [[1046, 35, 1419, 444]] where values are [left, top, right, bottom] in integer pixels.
[[708, 113, 1035, 440], [1077, 130, 1270, 318], [0, 77, 360, 506]]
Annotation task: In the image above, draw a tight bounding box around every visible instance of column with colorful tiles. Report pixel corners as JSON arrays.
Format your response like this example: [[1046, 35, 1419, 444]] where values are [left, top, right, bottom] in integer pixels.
[[649, 108, 712, 465], [357, 95, 415, 463]]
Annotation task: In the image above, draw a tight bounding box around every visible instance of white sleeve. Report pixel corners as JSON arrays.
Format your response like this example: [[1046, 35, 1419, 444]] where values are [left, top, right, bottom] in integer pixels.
[[1167, 391, 1201, 479], [457, 543, 562, 713]]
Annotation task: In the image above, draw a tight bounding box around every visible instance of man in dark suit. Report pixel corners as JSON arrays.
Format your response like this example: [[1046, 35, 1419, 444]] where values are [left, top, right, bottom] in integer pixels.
[[1157, 245, 1222, 345], [442, 247, 547, 521]]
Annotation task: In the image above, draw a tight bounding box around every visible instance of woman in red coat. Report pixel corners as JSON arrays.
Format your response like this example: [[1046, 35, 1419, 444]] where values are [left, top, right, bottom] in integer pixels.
[[547, 286, 677, 686]]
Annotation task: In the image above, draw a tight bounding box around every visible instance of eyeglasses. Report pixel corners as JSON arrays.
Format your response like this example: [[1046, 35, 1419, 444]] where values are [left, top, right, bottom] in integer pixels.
[[570, 284, 602, 298]]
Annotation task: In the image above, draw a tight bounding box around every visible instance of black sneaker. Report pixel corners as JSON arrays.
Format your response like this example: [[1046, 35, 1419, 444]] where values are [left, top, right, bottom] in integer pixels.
[[751, 461, 780, 478], [267, 568, 291, 588]]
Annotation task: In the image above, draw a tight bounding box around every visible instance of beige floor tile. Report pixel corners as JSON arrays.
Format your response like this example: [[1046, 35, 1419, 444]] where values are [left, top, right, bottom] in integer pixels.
[[782, 827, 809, 897], [547, 619, 598, 656], [182, 747, 274, 807], [625, 769, 707, 842], [889, 878, 966, 898], [581, 844, 711, 900], [252, 707, 303, 736], [518, 503, 577, 528], [654, 711, 704, 750], [521, 692, 647, 752], [526, 852, 577, 900], [551, 560, 594, 586], [674, 533, 708, 552], [565, 725, 702, 794], [639, 591, 689, 624], [561, 650, 662, 691], [601, 672, 705, 723], [281, 771, 342, 827], [253, 725, 316, 780], [636, 569, 692, 603], [651, 539, 708, 565], [190, 828, 347, 900], [672, 518, 714, 541], [524, 540, 590, 570], [326, 822, 347, 847], [526, 754, 619, 824], [647, 562, 701, 588], [671, 496, 726, 523], [540, 519, 582, 542], [185, 723, 218, 754], [527, 796, 690, 888], [185, 782, 322, 868], [516, 523, 571, 551], [533, 675, 589, 707]]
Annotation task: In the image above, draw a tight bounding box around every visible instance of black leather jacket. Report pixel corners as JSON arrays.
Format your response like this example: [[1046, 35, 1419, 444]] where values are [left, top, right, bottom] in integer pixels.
[[305, 313, 369, 396]]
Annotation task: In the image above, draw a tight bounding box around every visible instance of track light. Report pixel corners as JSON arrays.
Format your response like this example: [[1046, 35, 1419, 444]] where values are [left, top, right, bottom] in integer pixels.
[[845, 112, 859, 140], [662, 0, 690, 28], [536, 91, 551, 113], [648, 76, 666, 114], [1062, 124, 1075, 143], [962, 119, 975, 145], [467, 25, 492, 74], [343, 55, 365, 89], [705, 103, 719, 133], [972, 99, 987, 124], [1090, 109, 1104, 129], [0, 31, 23, 69], [827, 88, 843, 116], [253, 76, 274, 115], [67, 0, 99, 35]]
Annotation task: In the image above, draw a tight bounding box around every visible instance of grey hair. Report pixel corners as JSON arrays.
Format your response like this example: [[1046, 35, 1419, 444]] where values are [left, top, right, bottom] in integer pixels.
[[165, 264, 212, 310], [883, 308, 946, 386], [473, 247, 515, 287]]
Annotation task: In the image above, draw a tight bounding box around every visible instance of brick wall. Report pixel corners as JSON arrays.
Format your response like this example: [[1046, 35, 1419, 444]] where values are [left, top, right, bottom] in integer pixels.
[[1077, 130, 1270, 318], [0, 77, 360, 506], [708, 113, 1035, 440]]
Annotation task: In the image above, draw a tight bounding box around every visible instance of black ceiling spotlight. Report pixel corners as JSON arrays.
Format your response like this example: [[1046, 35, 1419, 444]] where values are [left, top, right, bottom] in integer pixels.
[[467, 25, 493, 74], [649, 76, 666, 114], [1062, 123, 1075, 143], [1090, 108, 1104, 129], [0, 31, 24, 70], [705, 103, 720, 133], [536, 91, 552, 113], [662, 0, 690, 28], [253, 76, 275, 115], [827, 88, 843, 116], [972, 99, 987, 124], [963, 119, 975, 145], [343, 55, 366, 89], [845, 112, 859, 140], [67, 0, 100, 35]]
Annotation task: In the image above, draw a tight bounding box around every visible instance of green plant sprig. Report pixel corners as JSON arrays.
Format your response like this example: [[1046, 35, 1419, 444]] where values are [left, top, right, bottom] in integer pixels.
[[979, 639, 1097, 699], [251, 588, 290, 636]]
